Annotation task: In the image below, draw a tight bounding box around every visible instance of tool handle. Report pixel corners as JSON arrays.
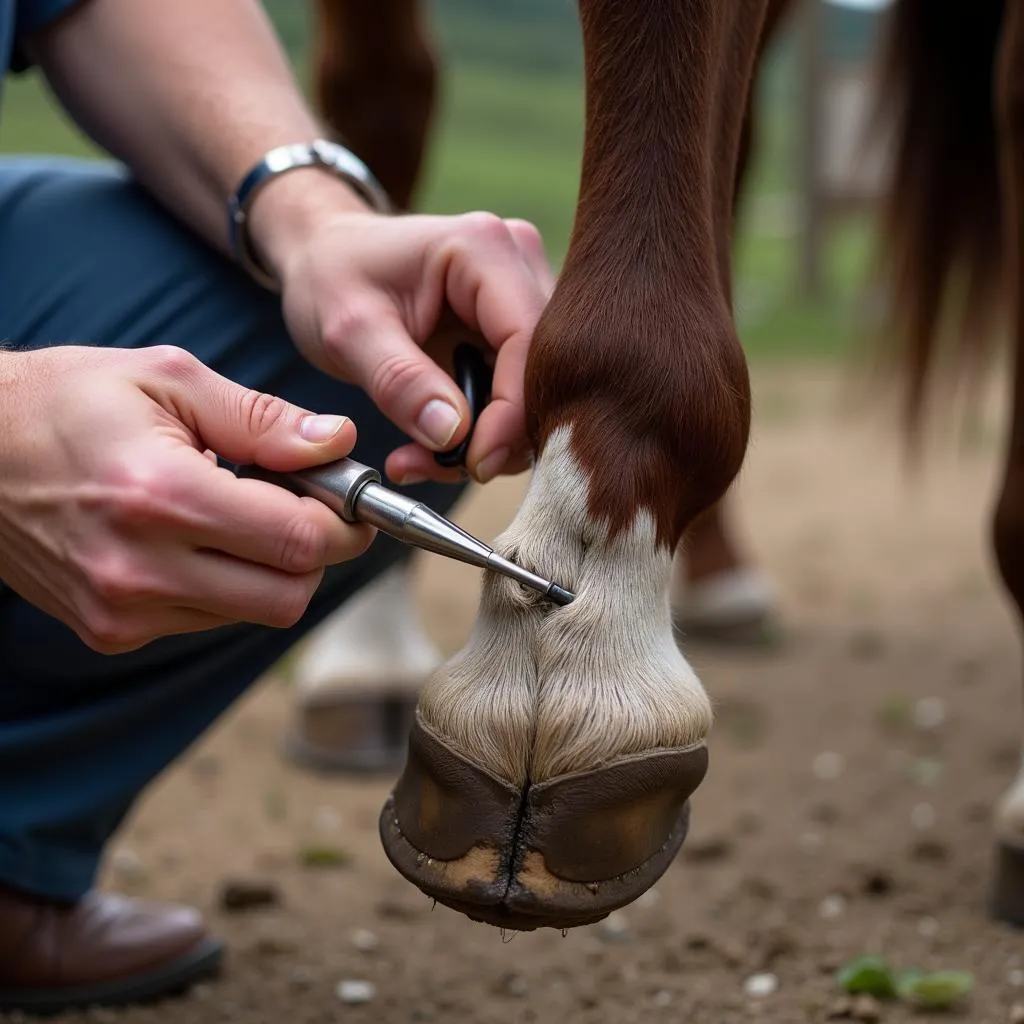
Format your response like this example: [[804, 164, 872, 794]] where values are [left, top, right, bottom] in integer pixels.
[[237, 458, 380, 523], [434, 343, 494, 469]]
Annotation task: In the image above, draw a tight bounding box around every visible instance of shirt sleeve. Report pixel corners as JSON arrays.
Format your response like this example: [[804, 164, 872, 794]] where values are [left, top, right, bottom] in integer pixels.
[[10, 0, 88, 71]]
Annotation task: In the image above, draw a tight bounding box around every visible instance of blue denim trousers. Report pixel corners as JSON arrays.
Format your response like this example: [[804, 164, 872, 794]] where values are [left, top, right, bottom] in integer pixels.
[[0, 157, 464, 899]]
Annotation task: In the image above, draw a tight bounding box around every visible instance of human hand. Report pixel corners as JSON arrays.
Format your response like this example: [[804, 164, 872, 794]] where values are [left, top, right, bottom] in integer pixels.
[[0, 345, 374, 653], [249, 178, 555, 487]]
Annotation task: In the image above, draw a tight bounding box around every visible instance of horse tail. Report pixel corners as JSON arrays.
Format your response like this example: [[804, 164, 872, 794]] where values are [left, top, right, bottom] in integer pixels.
[[876, 0, 1006, 431]]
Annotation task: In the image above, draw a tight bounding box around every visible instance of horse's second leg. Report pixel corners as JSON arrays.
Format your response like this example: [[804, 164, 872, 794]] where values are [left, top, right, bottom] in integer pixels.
[[285, 0, 442, 773], [312, 0, 438, 209], [671, 501, 777, 642], [988, 0, 1024, 926], [670, 0, 793, 644]]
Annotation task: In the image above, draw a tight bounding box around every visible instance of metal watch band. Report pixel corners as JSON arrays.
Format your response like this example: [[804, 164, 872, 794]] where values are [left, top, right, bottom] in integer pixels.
[[227, 139, 392, 292]]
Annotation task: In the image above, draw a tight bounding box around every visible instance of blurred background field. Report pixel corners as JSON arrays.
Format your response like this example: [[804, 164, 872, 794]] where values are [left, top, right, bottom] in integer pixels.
[[0, 0, 876, 361]]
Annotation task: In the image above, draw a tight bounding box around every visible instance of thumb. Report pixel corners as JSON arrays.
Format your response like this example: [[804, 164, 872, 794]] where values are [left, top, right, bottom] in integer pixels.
[[157, 355, 357, 470], [329, 304, 471, 452]]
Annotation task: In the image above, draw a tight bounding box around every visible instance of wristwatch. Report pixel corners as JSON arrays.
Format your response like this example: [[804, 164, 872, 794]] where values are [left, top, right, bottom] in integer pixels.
[[228, 139, 392, 292]]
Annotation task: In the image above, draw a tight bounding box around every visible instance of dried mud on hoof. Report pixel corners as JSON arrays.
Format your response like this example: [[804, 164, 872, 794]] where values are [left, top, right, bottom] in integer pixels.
[[378, 716, 708, 931]]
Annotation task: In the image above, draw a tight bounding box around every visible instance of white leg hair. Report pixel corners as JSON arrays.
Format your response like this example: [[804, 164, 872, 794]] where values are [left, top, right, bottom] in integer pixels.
[[418, 426, 713, 787], [291, 561, 442, 698], [995, 757, 1024, 843]]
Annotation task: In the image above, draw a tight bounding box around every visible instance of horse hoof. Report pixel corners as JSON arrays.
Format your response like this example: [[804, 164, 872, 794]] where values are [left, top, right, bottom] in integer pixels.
[[992, 839, 1024, 926], [378, 716, 708, 931], [285, 692, 418, 775]]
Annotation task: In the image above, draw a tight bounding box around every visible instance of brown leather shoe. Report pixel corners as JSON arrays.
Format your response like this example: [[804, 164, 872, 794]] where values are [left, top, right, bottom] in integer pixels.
[[0, 886, 222, 1014]]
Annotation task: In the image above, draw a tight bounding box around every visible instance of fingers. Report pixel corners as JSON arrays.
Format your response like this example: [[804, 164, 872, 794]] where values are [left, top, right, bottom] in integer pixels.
[[384, 444, 465, 487], [504, 218, 557, 299], [173, 549, 326, 629], [137, 346, 359, 470], [77, 607, 239, 655], [76, 551, 325, 654], [431, 215, 550, 478], [162, 452, 375, 572], [439, 214, 549, 361], [324, 302, 474, 453]]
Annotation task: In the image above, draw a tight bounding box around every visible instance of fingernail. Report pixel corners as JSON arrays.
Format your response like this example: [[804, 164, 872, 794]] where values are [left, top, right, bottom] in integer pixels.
[[417, 400, 462, 449], [476, 447, 509, 483], [397, 473, 428, 487], [300, 414, 348, 443]]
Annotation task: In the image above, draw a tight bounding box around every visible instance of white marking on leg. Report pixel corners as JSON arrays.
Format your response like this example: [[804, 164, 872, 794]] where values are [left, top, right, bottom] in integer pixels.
[[419, 426, 713, 787], [291, 562, 442, 698], [996, 757, 1024, 843]]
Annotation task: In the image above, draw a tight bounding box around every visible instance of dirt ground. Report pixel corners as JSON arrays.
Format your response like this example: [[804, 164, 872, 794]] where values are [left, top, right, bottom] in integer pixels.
[[21, 363, 1024, 1024]]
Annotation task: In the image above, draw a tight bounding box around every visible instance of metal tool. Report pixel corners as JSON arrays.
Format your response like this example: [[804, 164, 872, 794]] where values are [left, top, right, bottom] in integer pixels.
[[239, 458, 575, 606]]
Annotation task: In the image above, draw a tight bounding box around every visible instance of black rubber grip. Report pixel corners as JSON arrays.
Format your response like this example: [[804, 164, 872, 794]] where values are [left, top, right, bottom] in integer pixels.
[[434, 343, 494, 469]]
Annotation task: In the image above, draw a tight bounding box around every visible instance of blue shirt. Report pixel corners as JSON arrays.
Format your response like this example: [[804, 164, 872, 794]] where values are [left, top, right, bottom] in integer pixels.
[[1, 0, 85, 77]]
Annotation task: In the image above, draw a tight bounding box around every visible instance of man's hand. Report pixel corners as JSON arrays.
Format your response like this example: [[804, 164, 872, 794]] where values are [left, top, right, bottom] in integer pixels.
[[0, 346, 374, 653], [25, 0, 555, 487], [253, 185, 555, 488]]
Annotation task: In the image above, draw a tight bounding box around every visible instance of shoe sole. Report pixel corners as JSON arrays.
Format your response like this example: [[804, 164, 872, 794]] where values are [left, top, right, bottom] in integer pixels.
[[0, 936, 223, 1015]]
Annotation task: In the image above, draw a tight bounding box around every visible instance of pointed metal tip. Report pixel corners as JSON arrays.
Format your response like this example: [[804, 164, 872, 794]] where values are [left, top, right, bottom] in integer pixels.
[[547, 584, 576, 606]]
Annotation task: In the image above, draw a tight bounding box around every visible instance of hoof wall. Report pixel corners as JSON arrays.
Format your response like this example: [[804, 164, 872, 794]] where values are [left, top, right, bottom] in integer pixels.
[[379, 717, 708, 931], [993, 840, 1024, 927], [285, 692, 418, 775]]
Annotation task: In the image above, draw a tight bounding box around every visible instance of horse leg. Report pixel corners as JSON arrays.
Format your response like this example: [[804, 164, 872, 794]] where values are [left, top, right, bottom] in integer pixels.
[[672, 501, 777, 642], [312, 0, 438, 209], [381, 0, 768, 930], [988, 0, 1024, 926], [284, 0, 442, 774], [671, 0, 793, 643]]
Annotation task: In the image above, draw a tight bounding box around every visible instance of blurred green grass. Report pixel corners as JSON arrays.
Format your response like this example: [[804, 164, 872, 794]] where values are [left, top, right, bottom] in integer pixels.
[[0, 6, 875, 364]]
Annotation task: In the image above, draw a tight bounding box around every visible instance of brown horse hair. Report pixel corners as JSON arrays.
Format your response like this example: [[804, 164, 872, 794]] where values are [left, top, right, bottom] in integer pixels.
[[312, 0, 438, 210], [875, 0, 1006, 436]]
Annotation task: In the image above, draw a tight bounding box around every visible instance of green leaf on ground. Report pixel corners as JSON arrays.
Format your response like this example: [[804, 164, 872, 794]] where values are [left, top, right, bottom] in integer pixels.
[[835, 956, 898, 999], [898, 970, 973, 1009]]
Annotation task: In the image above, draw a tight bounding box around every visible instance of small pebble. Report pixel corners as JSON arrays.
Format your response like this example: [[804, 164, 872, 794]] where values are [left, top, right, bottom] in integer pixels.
[[1010, 1003, 1024, 1024], [1010, 968, 1024, 988], [217, 879, 281, 912], [819, 894, 847, 920], [851, 994, 880, 1022], [191, 984, 213, 1002], [910, 802, 937, 830], [350, 928, 379, 953], [912, 696, 946, 731], [813, 752, 845, 781], [742, 973, 778, 998], [312, 805, 342, 833], [598, 911, 631, 942], [652, 990, 672, 1008], [336, 979, 376, 1005], [916, 916, 939, 937]]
